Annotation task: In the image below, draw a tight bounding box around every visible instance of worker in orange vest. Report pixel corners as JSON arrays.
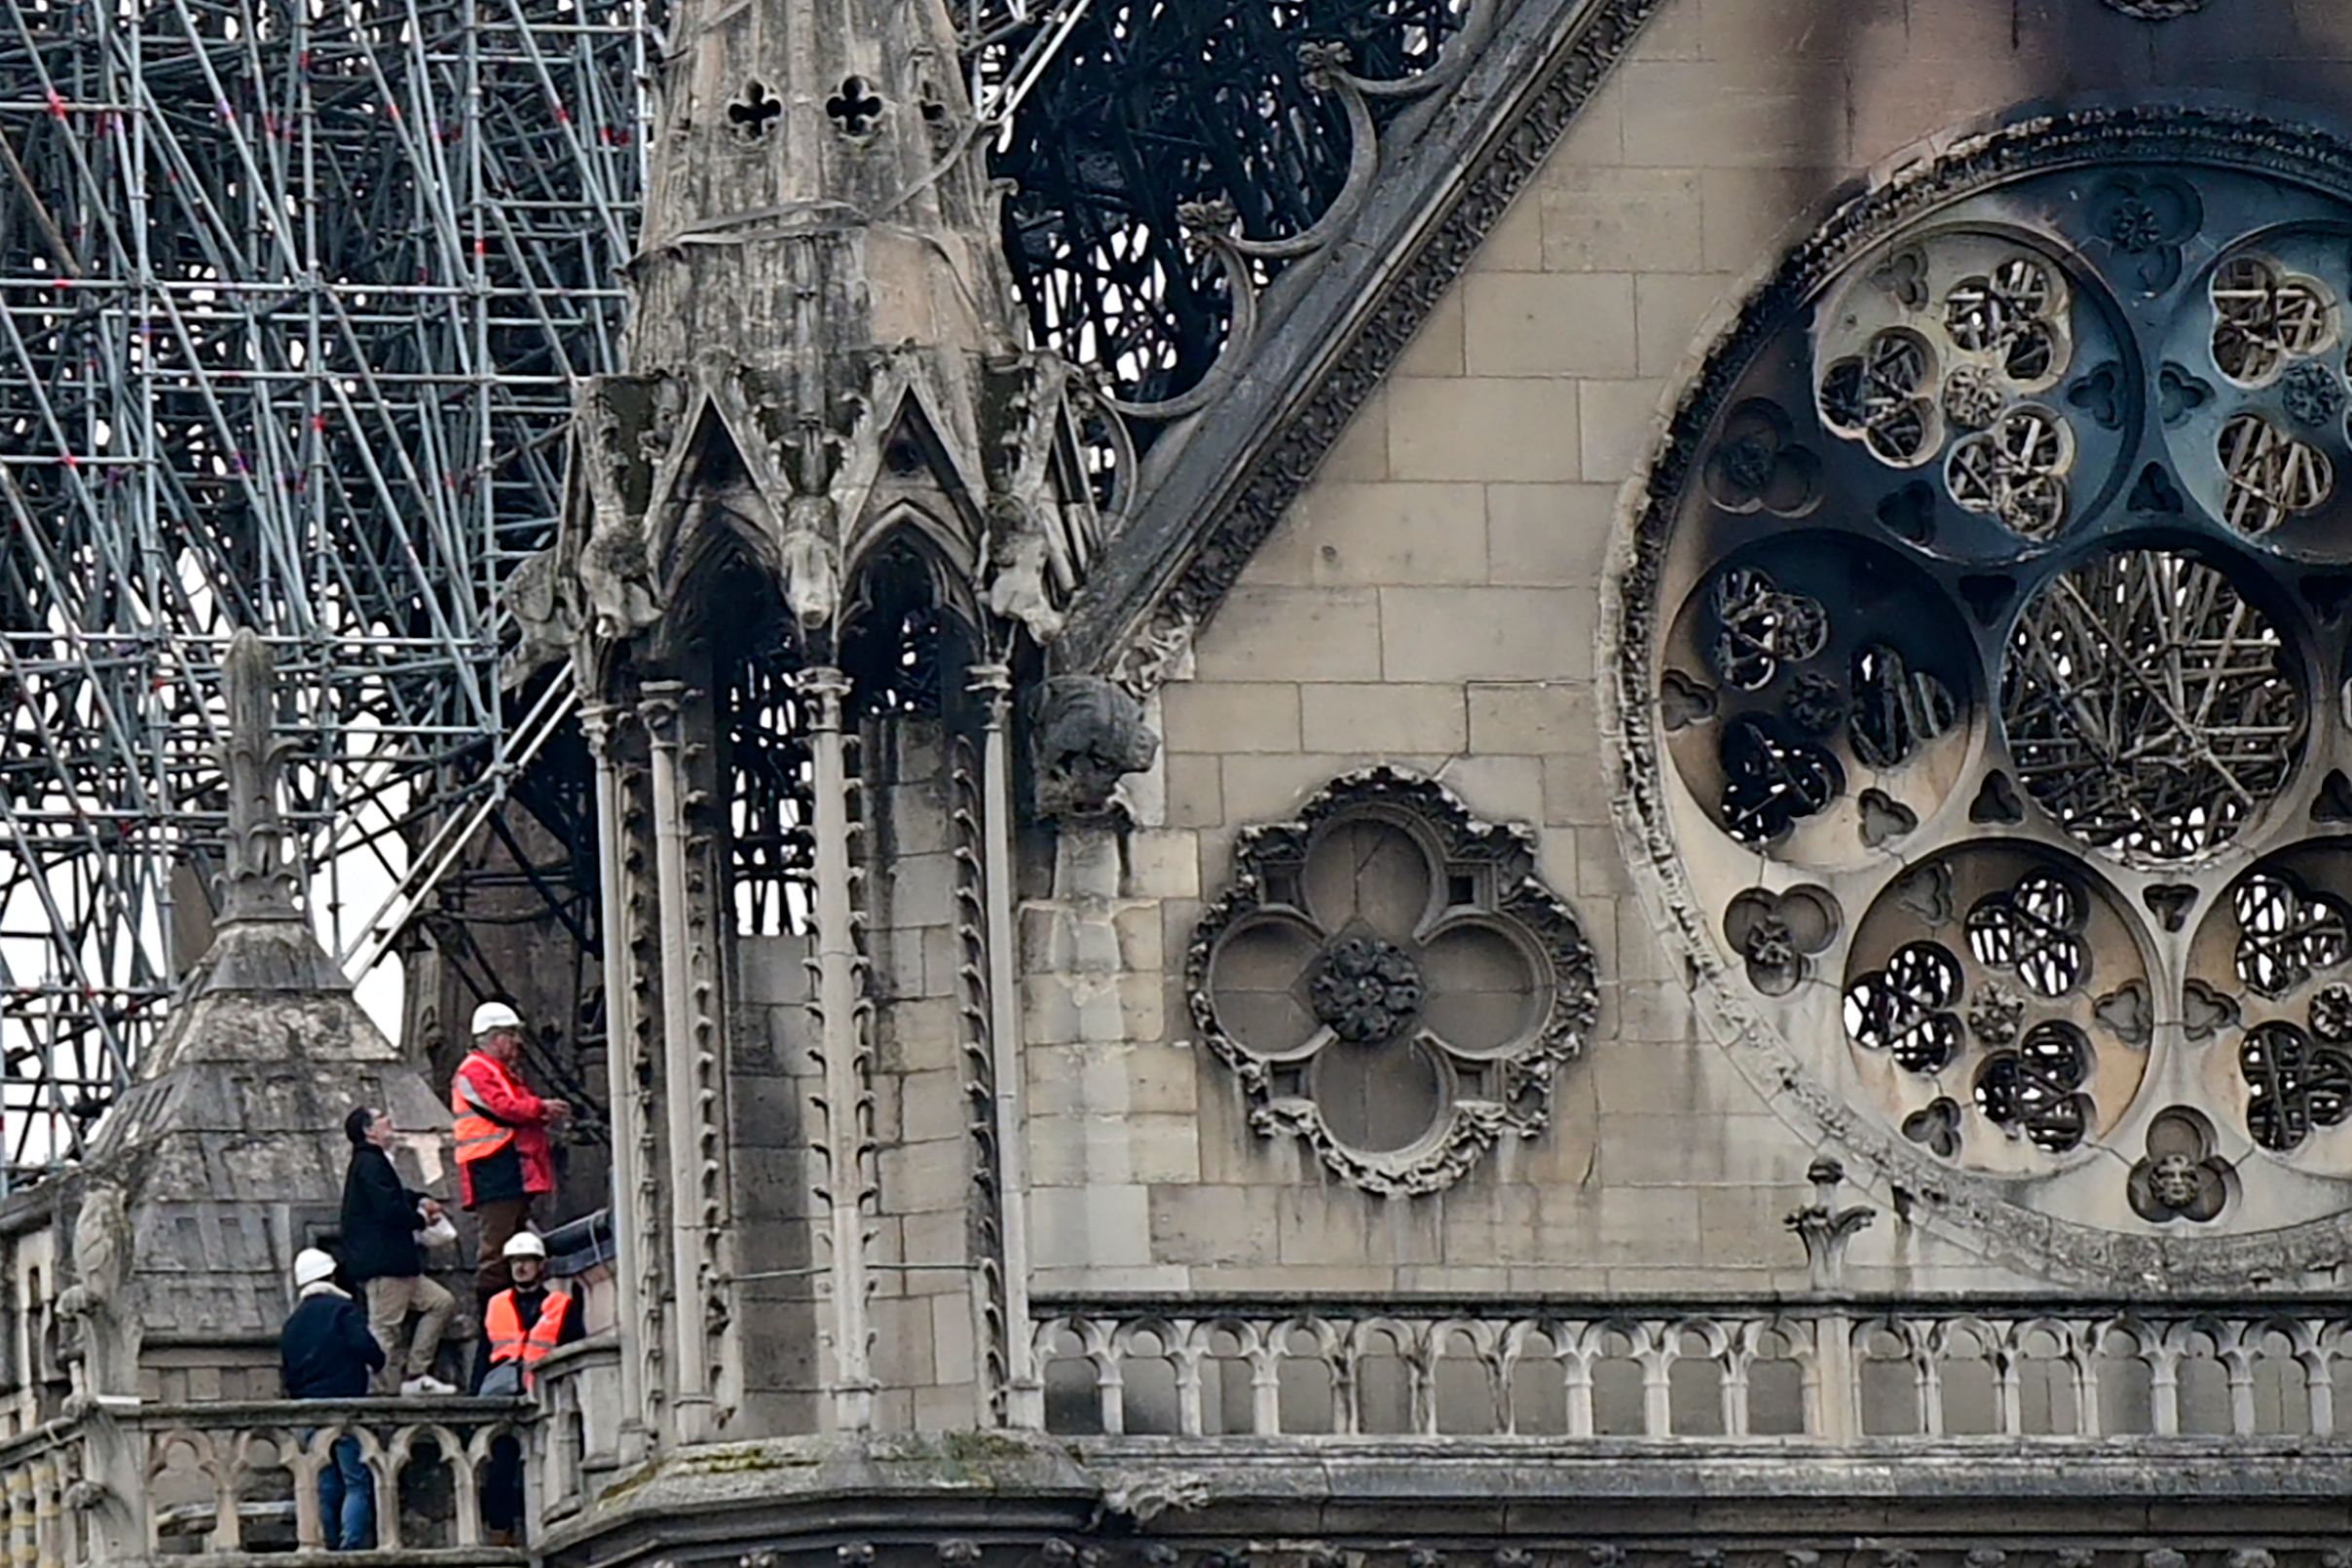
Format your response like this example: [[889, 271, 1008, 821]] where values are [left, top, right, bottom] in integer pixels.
[[473, 1232, 582, 1546], [450, 1001, 570, 1310]]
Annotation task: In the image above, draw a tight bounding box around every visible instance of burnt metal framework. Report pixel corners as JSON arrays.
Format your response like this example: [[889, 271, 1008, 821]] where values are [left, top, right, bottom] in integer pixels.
[[992, 0, 1476, 418], [0, 0, 1482, 1175], [1608, 109, 2352, 1287]]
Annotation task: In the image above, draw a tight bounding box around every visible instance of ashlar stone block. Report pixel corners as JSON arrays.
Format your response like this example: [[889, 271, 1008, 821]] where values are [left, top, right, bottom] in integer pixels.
[[1388, 377, 1582, 483], [1463, 273, 1638, 378], [1298, 683, 1469, 754], [1147, 1184, 1280, 1266], [1193, 587, 1383, 682], [1485, 482, 1618, 587], [1030, 1183, 1153, 1269], [1251, 482, 1489, 587], [1380, 587, 1594, 682], [1619, 60, 1851, 169], [1468, 681, 1594, 756], [1162, 681, 1301, 753], [1538, 168, 1703, 274]]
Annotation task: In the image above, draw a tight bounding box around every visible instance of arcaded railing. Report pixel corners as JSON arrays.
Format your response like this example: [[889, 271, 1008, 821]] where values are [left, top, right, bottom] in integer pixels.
[[1034, 1300, 2352, 1441], [532, 1335, 625, 1527], [0, 1398, 530, 1563], [0, 1421, 82, 1568]]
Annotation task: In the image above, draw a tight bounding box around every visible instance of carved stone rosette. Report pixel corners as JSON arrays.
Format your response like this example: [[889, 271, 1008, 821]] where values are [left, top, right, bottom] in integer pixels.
[[1187, 768, 1596, 1195]]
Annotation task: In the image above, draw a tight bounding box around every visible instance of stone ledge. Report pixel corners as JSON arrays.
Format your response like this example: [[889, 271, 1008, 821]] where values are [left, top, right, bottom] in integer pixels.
[[549, 1432, 1103, 1560], [1067, 1436, 2352, 1530]]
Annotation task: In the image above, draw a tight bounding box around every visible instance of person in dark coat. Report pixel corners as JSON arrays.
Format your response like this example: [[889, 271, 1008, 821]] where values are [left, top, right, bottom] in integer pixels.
[[474, 1232, 585, 1546], [340, 1106, 457, 1394], [280, 1249, 386, 1551]]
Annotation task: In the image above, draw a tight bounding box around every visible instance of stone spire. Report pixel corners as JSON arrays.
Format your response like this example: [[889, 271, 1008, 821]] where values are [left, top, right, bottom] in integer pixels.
[[559, 0, 1102, 658], [550, 0, 1115, 1445], [68, 630, 447, 1353], [627, 0, 1011, 371]]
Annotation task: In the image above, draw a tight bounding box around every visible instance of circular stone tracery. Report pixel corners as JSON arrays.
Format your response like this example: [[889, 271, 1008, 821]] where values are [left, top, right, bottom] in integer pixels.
[[1999, 548, 2302, 861], [1609, 110, 2352, 1279]]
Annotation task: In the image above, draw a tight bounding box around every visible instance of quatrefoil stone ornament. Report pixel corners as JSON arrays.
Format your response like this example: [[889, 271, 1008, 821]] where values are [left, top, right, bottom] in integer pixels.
[[1190, 768, 1597, 1196]]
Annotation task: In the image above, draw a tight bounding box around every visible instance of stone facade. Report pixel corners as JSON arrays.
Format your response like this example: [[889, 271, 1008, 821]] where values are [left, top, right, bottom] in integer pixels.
[[22, 2, 2352, 1565], [1032, 0, 2352, 1301]]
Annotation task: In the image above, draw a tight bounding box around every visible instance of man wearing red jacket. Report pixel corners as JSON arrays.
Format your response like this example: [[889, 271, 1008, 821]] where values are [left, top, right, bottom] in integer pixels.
[[450, 1001, 570, 1309]]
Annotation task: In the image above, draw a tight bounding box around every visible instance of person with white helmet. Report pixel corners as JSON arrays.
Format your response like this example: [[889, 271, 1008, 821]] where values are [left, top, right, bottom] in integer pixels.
[[279, 1248, 386, 1551], [449, 1000, 570, 1309], [473, 1229, 582, 1546]]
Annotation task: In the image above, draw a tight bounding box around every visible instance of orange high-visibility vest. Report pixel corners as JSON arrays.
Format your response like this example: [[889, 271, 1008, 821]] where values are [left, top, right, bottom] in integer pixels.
[[484, 1288, 573, 1392], [450, 1051, 518, 1172]]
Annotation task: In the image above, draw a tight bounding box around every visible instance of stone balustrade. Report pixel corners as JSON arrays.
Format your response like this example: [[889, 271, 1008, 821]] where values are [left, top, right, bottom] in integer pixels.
[[0, 1397, 530, 1563], [0, 1421, 82, 1568], [531, 1334, 626, 1528], [1034, 1298, 2352, 1441]]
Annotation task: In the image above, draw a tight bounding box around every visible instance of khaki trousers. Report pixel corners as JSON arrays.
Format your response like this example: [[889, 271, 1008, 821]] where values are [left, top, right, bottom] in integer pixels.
[[473, 1196, 535, 1309], [363, 1274, 456, 1386]]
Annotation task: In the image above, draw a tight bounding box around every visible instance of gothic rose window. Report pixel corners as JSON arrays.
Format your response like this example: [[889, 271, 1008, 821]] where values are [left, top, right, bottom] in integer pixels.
[[1612, 111, 2352, 1275], [1188, 768, 1596, 1195]]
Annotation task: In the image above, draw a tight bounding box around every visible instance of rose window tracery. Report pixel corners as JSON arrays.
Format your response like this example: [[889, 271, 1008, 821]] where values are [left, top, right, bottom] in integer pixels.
[[1614, 115, 2352, 1273], [1189, 769, 1596, 1195], [2209, 255, 2336, 387], [1999, 549, 2302, 860], [1839, 853, 2148, 1170]]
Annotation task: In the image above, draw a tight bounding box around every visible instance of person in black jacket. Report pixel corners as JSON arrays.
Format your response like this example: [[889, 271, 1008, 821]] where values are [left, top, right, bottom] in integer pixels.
[[340, 1106, 457, 1395], [280, 1249, 386, 1551]]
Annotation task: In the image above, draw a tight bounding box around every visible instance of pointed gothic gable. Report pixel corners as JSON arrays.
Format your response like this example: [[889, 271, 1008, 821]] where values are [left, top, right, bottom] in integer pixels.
[[1060, 0, 1663, 681]]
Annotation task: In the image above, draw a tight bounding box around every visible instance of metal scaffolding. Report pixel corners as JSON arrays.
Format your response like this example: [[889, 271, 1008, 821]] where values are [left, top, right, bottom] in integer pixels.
[[0, 0, 651, 1173], [0, 0, 1467, 1179]]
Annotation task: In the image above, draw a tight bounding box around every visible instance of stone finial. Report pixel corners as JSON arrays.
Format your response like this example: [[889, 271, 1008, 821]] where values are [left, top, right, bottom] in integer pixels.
[[220, 628, 300, 920], [1785, 1155, 1876, 1292], [1029, 675, 1159, 819]]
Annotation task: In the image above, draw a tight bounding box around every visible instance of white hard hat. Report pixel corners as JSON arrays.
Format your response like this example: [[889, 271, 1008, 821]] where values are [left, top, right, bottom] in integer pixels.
[[470, 1001, 523, 1035], [501, 1231, 547, 1262], [293, 1248, 338, 1288]]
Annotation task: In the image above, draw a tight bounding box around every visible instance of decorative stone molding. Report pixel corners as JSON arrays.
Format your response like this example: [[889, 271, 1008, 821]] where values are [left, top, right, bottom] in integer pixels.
[[1784, 1157, 1876, 1291], [1600, 105, 2352, 1288], [1187, 768, 1596, 1195], [2102, 0, 2211, 17]]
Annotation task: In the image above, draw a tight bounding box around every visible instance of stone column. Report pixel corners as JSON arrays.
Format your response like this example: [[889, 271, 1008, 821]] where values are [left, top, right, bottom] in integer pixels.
[[970, 663, 1040, 1428], [643, 682, 714, 1442], [581, 702, 651, 1460], [799, 665, 877, 1433]]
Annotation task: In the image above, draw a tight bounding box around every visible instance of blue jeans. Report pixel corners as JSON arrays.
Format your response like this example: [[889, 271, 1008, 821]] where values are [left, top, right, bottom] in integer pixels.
[[315, 1435, 374, 1551]]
